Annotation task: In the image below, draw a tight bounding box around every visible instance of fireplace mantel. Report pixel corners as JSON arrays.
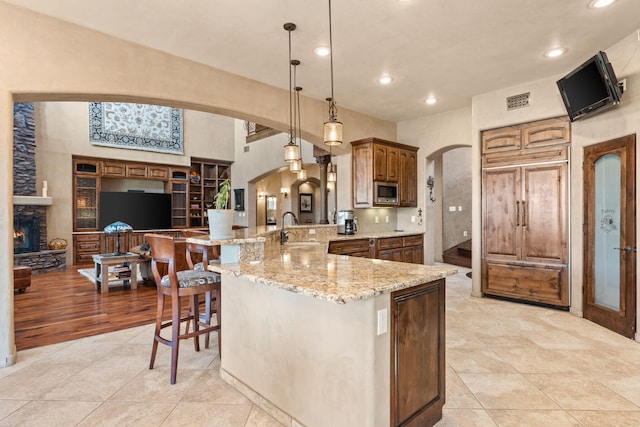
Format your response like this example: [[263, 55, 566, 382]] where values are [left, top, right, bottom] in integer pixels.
[[13, 196, 52, 206]]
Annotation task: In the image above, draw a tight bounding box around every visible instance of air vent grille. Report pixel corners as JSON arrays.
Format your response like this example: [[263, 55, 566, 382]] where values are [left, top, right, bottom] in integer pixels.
[[507, 92, 530, 110]]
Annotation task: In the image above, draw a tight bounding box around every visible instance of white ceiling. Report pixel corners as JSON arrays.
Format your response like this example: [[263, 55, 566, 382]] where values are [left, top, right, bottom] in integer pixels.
[[5, 0, 640, 122]]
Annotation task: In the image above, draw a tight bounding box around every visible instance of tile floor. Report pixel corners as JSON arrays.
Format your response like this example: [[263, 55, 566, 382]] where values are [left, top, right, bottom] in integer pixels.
[[2, 266, 640, 426]]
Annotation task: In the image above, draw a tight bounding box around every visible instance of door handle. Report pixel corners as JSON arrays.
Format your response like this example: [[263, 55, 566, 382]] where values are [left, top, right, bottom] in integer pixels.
[[521, 201, 527, 227], [614, 246, 637, 252], [515, 201, 520, 226]]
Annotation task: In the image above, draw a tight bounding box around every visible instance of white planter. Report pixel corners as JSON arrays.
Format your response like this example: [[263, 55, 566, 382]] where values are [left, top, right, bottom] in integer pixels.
[[207, 209, 235, 240]]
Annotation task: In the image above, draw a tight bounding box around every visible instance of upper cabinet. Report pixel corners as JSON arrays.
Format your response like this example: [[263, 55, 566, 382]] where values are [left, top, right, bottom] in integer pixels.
[[481, 117, 570, 168], [351, 137, 419, 208]]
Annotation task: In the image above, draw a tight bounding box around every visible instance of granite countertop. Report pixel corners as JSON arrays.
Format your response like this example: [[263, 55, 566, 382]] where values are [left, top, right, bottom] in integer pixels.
[[198, 225, 456, 304]]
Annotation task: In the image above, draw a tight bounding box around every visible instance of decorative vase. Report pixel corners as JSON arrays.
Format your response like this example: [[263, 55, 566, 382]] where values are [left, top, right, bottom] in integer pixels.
[[207, 209, 235, 240]]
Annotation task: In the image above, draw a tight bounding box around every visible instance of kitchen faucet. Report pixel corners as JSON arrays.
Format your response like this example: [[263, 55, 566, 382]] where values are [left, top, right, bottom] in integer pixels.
[[280, 211, 299, 244]]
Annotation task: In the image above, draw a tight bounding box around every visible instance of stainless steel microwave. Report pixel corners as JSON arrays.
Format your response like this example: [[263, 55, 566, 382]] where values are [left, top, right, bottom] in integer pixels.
[[374, 181, 398, 205]]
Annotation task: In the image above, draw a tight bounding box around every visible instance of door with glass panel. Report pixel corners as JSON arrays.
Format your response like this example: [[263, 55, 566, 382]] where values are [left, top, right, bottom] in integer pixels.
[[583, 134, 636, 338]]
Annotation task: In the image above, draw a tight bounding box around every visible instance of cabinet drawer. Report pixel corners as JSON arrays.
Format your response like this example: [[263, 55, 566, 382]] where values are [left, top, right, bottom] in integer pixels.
[[481, 126, 521, 154], [102, 162, 126, 177], [482, 261, 567, 307], [403, 234, 423, 247], [328, 239, 371, 255], [377, 237, 403, 250], [126, 164, 147, 178], [77, 241, 100, 251], [148, 166, 169, 180], [75, 234, 100, 243]]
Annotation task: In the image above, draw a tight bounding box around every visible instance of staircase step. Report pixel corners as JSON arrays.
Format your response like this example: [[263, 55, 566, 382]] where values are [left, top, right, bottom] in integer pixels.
[[442, 239, 472, 268]]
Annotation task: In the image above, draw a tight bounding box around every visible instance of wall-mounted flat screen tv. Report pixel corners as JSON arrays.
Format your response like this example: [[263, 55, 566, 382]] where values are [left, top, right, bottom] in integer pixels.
[[99, 191, 171, 230], [556, 51, 622, 122]]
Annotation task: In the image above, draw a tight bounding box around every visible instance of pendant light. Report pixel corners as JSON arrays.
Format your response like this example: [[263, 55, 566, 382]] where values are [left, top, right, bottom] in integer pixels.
[[283, 23, 300, 162], [295, 85, 307, 180], [289, 59, 303, 173], [323, 0, 342, 146]]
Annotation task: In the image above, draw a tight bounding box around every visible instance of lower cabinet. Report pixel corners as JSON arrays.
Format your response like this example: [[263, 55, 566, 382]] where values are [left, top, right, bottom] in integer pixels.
[[327, 239, 372, 257], [327, 234, 424, 264], [391, 279, 445, 426]]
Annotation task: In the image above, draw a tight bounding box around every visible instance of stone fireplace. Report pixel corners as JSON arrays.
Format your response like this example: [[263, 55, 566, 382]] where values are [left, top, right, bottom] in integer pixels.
[[13, 102, 66, 274]]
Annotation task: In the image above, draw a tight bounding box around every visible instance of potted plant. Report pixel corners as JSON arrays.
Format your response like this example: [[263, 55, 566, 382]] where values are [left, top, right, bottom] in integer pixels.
[[207, 178, 235, 239]]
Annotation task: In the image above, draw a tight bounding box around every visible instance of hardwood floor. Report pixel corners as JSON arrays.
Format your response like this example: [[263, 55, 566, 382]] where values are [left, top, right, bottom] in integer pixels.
[[14, 264, 163, 351]]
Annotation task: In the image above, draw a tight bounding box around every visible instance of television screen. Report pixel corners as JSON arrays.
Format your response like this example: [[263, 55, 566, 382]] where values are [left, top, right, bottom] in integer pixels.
[[557, 51, 622, 122], [99, 191, 171, 230]]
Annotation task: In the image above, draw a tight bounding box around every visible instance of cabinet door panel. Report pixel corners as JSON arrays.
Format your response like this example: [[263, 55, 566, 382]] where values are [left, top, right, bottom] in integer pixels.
[[378, 248, 403, 262], [373, 144, 388, 181], [387, 147, 399, 183], [523, 117, 570, 150], [482, 168, 521, 260], [353, 144, 373, 208], [481, 126, 521, 154], [521, 163, 567, 263], [399, 150, 418, 207]]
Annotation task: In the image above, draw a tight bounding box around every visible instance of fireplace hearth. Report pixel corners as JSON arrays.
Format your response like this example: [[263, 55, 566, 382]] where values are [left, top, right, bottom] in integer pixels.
[[14, 216, 40, 254]]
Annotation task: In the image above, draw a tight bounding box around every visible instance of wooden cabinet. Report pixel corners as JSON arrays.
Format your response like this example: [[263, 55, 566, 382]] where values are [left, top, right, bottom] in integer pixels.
[[328, 234, 424, 264], [327, 239, 372, 258], [188, 158, 232, 227], [351, 137, 418, 208], [74, 233, 101, 264], [73, 159, 100, 231], [399, 149, 418, 207], [481, 117, 569, 307], [391, 278, 445, 426], [73, 156, 195, 233]]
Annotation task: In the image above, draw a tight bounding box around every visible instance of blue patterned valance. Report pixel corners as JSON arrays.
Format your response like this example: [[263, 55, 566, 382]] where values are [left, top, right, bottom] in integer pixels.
[[89, 102, 183, 154]]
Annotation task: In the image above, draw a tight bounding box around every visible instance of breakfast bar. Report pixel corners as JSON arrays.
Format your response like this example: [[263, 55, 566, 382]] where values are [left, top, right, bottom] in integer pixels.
[[187, 226, 456, 427]]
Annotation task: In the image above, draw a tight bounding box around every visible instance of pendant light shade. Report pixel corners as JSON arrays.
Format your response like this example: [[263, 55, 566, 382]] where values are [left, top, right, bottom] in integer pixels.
[[323, 0, 342, 146], [290, 158, 302, 172], [297, 168, 307, 180], [327, 163, 337, 182], [284, 141, 299, 162]]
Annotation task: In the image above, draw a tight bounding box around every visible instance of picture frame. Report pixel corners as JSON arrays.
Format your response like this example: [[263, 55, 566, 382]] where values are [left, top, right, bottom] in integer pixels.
[[234, 189, 245, 211], [300, 193, 313, 212]]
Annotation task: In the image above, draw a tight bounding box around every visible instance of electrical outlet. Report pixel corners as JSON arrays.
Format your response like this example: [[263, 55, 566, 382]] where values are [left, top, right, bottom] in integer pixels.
[[458, 206, 462, 211], [309, 229, 316, 235], [411, 215, 416, 223], [385, 216, 389, 223], [377, 309, 388, 335], [449, 206, 456, 212], [375, 216, 379, 223], [463, 230, 468, 237]]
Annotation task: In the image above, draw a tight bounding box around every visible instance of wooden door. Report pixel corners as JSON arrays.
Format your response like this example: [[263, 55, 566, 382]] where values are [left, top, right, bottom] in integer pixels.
[[521, 163, 567, 264], [482, 167, 521, 260], [584, 135, 636, 338]]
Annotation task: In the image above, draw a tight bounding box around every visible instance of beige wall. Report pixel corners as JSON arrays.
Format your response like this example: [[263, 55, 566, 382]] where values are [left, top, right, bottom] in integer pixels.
[[0, 2, 395, 367]]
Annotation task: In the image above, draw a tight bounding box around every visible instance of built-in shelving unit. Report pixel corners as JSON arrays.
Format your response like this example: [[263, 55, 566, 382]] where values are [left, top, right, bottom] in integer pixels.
[[188, 158, 232, 228]]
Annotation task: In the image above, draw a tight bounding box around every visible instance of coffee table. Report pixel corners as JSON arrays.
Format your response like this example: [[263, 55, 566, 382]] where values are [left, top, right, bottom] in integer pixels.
[[92, 253, 140, 294]]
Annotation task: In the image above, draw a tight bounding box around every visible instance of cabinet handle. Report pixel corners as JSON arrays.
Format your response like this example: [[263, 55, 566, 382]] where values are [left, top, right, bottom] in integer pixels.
[[522, 201, 527, 227], [515, 201, 520, 226]]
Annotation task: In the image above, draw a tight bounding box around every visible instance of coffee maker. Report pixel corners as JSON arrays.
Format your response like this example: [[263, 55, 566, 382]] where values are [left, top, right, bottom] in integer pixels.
[[337, 210, 358, 235]]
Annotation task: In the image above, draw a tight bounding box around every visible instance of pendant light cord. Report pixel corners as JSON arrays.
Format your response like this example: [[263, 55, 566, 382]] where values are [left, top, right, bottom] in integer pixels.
[[328, 0, 336, 120], [288, 29, 294, 141]]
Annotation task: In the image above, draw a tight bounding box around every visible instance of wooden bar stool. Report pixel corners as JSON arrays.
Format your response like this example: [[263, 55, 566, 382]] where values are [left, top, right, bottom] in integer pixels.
[[145, 233, 221, 384]]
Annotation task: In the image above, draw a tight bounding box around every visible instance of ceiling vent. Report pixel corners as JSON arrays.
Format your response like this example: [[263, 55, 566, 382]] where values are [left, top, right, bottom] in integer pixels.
[[507, 92, 530, 110]]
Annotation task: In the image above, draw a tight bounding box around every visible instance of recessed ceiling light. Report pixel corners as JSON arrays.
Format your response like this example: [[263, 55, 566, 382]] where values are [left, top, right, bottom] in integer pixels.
[[314, 46, 330, 56], [425, 97, 437, 105], [544, 47, 567, 58], [377, 75, 393, 85], [589, 0, 616, 8]]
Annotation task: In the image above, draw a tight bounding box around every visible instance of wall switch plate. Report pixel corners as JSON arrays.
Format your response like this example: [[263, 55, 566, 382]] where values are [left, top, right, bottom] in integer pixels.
[[377, 309, 388, 335], [458, 206, 463, 211], [385, 216, 389, 223], [375, 216, 379, 223], [449, 206, 456, 212], [411, 215, 416, 223]]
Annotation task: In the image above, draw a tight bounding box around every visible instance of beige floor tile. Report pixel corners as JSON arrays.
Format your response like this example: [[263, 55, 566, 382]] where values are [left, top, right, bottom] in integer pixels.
[[245, 405, 285, 427], [490, 346, 579, 374], [0, 400, 28, 420], [526, 373, 639, 411], [488, 409, 582, 426], [109, 368, 204, 403], [76, 401, 176, 426], [182, 369, 252, 404], [581, 371, 640, 407], [434, 408, 497, 426], [458, 373, 560, 410], [0, 362, 80, 400], [525, 330, 592, 350], [444, 367, 482, 409], [569, 410, 640, 427], [40, 365, 144, 401], [160, 402, 253, 427], [447, 348, 517, 374], [0, 400, 100, 427]]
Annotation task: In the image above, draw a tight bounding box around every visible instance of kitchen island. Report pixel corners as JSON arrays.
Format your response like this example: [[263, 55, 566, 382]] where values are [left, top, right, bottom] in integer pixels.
[[187, 226, 455, 427]]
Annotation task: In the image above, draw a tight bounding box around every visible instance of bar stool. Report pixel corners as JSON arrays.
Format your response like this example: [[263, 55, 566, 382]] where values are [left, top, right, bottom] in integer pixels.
[[145, 233, 221, 384]]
